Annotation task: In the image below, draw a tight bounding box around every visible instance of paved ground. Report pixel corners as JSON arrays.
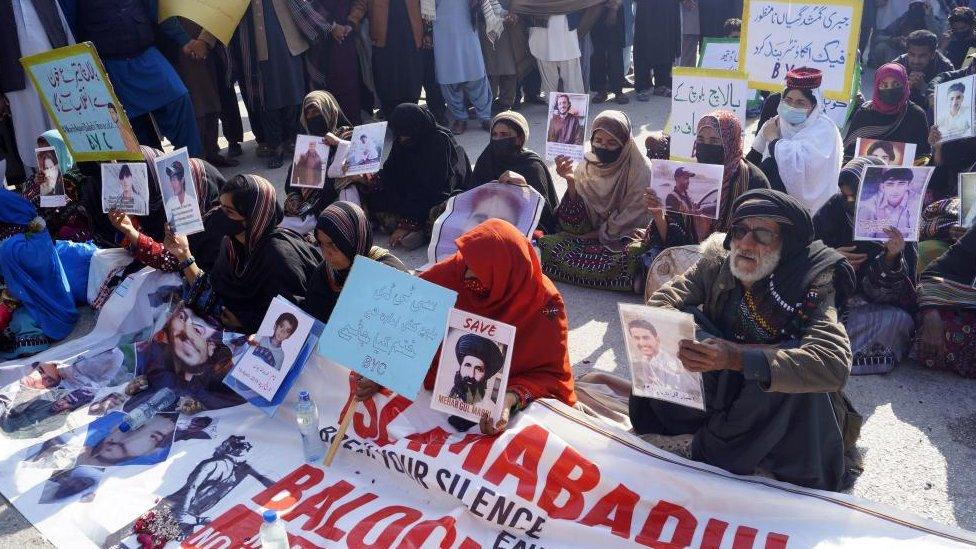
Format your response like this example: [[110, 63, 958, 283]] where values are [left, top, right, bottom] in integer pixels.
[[2, 79, 975, 546]]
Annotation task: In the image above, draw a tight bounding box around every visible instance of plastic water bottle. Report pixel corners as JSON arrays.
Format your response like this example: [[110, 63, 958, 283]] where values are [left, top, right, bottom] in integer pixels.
[[295, 391, 324, 462], [119, 388, 177, 432], [258, 510, 290, 549]]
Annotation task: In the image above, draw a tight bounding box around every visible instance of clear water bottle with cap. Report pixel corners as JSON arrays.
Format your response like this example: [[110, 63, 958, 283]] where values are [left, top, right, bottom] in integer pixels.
[[295, 391, 323, 462], [258, 510, 290, 549], [119, 387, 177, 432]]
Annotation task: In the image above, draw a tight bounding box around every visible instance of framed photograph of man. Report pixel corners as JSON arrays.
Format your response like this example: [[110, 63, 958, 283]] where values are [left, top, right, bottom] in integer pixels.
[[618, 304, 703, 410], [651, 159, 724, 219], [154, 148, 203, 235], [854, 138, 916, 167], [544, 92, 589, 161], [934, 74, 976, 143], [430, 308, 515, 424], [854, 166, 933, 241], [290, 134, 328, 189], [960, 172, 976, 228], [35, 146, 66, 208], [227, 296, 314, 401], [100, 163, 150, 215], [345, 121, 387, 176], [425, 182, 544, 268]]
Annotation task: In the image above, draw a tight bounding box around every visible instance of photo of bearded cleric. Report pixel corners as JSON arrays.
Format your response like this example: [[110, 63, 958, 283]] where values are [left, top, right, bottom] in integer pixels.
[[431, 310, 516, 425], [126, 305, 245, 414]]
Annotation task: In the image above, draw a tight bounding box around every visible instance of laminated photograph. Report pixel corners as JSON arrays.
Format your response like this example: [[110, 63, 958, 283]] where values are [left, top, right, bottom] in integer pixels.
[[290, 134, 329, 189], [618, 304, 703, 410], [344, 121, 387, 176], [960, 172, 976, 229], [544, 92, 589, 161], [854, 165, 933, 242], [35, 146, 67, 208], [650, 159, 724, 219], [934, 74, 976, 142], [154, 147, 204, 235], [430, 308, 515, 424], [854, 138, 916, 167], [101, 163, 150, 215]]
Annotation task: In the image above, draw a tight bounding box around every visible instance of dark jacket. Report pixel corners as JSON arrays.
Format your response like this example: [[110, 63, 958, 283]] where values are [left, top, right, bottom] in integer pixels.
[[0, 0, 70, 93]]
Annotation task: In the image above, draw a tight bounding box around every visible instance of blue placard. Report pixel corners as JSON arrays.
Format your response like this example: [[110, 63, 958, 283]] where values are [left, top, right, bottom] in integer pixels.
[[316, 256, 457, 400]]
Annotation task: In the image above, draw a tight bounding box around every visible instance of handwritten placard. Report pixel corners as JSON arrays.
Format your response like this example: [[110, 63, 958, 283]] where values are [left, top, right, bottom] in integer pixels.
[[698, 38, 740, 71], [740, 0, 863, 100], [158, 0, 250, 45], [668, 67, 749, 161], [316, 257, 457, 400], [20, 43, 142, 161]]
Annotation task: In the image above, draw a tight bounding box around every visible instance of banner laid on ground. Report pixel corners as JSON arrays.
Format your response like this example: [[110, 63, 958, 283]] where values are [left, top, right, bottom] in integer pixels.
[[157, 0, 250, 46], [740, 0, 863, 100], [0, 272, 974, 548], [668, 68, 749, 161], [20, 43, 142, 162]]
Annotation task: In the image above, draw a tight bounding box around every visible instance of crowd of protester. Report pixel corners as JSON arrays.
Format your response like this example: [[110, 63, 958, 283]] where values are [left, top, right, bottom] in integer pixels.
[[1, 0, 976, 496]]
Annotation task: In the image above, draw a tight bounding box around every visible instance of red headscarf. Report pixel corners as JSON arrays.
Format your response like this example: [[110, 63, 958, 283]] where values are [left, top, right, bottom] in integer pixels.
[[694, 110, 753, 235], [871, 63, 910, 115], [421, 219, 576, 406]]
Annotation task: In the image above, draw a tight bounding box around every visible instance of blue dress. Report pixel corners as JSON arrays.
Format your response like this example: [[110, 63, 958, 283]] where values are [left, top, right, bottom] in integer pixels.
[[433, 0, 486, 85]]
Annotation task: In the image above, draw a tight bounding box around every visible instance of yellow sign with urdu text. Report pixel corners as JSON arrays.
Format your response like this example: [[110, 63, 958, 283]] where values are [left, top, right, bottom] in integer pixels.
[[158, 0, 251, 45], [739, 0, 863, 101]]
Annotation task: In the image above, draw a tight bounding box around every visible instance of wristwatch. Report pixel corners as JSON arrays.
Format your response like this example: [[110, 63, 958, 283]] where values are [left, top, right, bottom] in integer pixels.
[[177, 256, 196, 271]]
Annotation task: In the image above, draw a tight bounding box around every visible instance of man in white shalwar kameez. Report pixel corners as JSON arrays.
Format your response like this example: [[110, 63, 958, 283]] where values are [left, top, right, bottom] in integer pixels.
[[751, 67, 842, 215]]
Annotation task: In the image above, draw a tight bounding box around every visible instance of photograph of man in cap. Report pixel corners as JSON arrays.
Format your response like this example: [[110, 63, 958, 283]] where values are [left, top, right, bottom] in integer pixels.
[[450, 333, 505, 405], [163, 159, 196, 215], [666, 166, 704, 216]]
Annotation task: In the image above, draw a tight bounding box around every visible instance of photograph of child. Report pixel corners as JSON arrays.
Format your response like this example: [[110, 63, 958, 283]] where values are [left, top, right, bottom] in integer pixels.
[[618, 304, 703, 410], [545, 92, 589, 161], [935, 75, 975, 142], [855, 138, 916, 167], [290, 134, 328, 189], [651, 159, 724, 219], [345, 121, 387, 176], [960, 172, 976, 228], [35, 147, 66, 207], [854, 166, 933, 241], [155, 148, 203, 235], [101, 163, 150, 215]]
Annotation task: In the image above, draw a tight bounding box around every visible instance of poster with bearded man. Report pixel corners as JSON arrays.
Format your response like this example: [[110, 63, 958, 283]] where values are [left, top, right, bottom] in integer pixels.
[[430, 309, 515, 424]]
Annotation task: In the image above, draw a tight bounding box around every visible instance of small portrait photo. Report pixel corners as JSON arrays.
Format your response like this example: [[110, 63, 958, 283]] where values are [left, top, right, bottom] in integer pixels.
[[88, 392, 126, 416], [855, 138, 916, 167], [618, 304, 703, 410], [38, 465, 105, 504], [428, 182, 543, 264], [935, 75, 975, 142], [35, 147, 66, 208], [229, 297, 315, 401], [175, 415, 218, 442], [345, 121, 387, 176], [854, 165, 934, 241], [291, 134, 329, 189], [959, 172, 976, 228], [430, 309, 515, 424], [100, 162, 150, 216], [154, 148, 203, 235], [545, 92, 589, 161], [651, 159, 724, 219]]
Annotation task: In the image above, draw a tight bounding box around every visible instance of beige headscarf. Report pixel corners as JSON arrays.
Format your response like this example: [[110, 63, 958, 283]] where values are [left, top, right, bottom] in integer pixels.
[[573, 110, 651, 251]]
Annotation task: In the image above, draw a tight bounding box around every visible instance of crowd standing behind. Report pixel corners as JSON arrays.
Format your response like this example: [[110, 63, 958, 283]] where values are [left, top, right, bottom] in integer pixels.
[[1, 0, 976, 495]]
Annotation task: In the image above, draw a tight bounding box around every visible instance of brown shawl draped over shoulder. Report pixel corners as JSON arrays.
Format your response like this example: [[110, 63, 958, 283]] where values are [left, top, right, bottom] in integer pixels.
[[573, 110, 652, 251]]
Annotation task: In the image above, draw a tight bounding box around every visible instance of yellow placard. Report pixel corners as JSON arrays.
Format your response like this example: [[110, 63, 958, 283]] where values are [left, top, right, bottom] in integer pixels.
[[158, 0, 251, 45]]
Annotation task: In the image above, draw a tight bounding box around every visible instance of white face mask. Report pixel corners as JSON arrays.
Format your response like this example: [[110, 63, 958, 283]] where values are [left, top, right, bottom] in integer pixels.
[[777, 101, 810, 125]]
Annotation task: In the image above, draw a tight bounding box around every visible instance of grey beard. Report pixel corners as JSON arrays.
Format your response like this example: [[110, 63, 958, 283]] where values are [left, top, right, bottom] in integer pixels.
[[730, 246, 781, 283]]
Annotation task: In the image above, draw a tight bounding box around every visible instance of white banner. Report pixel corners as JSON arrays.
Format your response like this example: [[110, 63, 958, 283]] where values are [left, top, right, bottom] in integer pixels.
[[668, 68, 750, 161], [741, 0, 862, 100], [0, 272, 974, 548]]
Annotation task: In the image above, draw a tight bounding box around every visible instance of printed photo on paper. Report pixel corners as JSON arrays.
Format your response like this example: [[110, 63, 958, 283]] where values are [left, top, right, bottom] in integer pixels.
[[854, 165, 933, 242], [154, 148, 204, 235], [426, 181, 543, 267], [935, 74, 976, 143], [430, 308, 515, 424], [35, 146, 67, 208], [344, 122, 387, 176], [650, 159, 724, 219], [960, 172, 976, 228], [618, 304, 702, 410], [290, 134, 329, 189], [228, 297, 314, 402], [101, 163, 150, 215], [38, 465, 105, 504], [544, 92, 589, 161], [855, 138, 917, 167]]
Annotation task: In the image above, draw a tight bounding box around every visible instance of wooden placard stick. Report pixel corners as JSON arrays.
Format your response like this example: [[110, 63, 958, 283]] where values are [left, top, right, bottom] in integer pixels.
[[324, 402, 356, 466]]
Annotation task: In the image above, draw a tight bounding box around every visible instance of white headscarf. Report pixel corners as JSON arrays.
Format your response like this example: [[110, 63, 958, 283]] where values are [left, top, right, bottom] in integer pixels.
[[766, 86, 843, 215]]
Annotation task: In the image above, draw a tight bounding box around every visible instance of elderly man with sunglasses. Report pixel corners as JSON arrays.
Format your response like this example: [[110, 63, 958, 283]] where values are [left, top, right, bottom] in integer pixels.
[[630, 189, 863, 492]]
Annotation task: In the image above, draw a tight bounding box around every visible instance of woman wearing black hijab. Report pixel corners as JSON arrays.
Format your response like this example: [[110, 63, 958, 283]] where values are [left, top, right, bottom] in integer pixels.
[[466, 111, 559, 234], [356, 103, 470, 250], [813, 157, 917, 375], [301, 201, 407, 323], [164, 174, 322, 332]]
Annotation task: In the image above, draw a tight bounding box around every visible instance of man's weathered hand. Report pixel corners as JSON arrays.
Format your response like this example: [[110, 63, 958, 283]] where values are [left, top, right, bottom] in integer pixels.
[[678, 338, 743, 373]]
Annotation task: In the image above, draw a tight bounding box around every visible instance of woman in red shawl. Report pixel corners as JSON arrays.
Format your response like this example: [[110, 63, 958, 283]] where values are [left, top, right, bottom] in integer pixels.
[[358, 219, 576, 433]]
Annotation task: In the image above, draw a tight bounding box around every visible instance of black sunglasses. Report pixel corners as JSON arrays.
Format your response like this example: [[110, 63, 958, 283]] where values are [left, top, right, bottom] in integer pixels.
[[730, 224, 779, 246]]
